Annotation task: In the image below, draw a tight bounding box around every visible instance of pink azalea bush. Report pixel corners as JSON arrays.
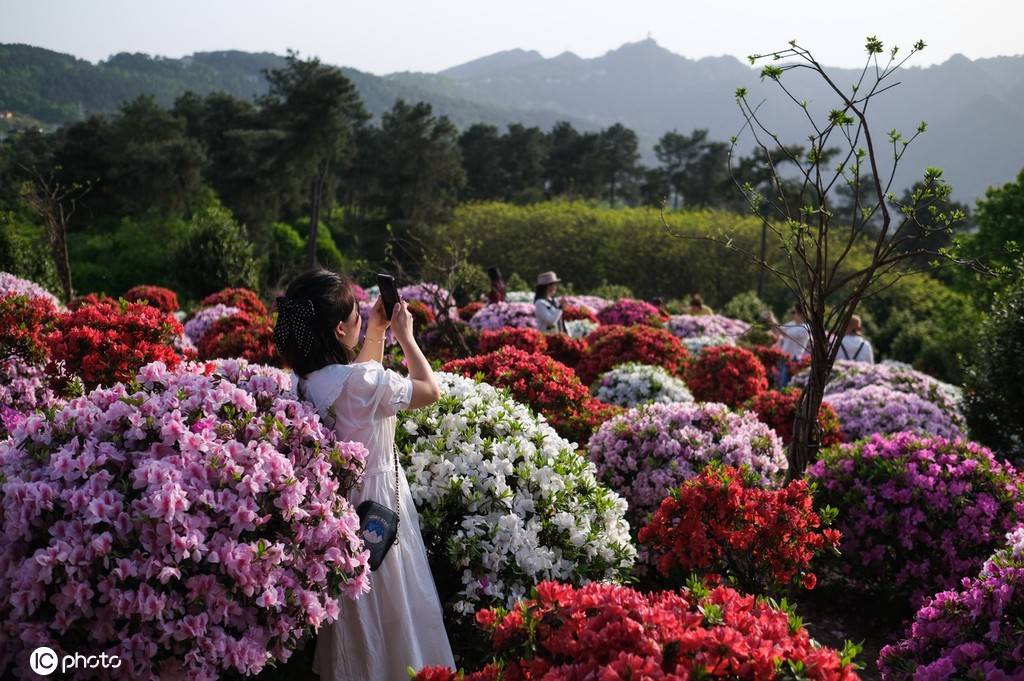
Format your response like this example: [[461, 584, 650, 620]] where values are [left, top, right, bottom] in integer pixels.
[[468, 302, 538, 331], [0, 355, 59, 439], [808, 432, 1024, 611], [184, 304, 241, 346], [596, 298, 665, 327], [0, 272, 61, 308], [563, 295, 612, 314], [878, 526, 1024, 680], [588, 402, 787, 530], [826, 385, 963, 441], [0, 359, 371, 680], [400, 283, 455, 317], [668, 314, 750, 339]]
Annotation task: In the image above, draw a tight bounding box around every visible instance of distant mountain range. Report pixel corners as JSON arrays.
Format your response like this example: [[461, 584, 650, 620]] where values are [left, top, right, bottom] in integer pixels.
[[2, 40, 1022, 202]]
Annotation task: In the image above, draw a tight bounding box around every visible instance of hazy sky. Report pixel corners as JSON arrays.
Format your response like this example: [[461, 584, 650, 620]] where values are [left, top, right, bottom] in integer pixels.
[[2, 0, 1022, 74]]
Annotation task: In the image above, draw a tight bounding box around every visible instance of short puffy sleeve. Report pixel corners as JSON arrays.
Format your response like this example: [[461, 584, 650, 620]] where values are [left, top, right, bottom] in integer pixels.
[[334, 361, 413, 420]]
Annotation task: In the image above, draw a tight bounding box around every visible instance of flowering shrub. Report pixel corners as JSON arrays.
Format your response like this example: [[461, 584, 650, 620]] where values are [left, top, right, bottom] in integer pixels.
[[577, 324, 690, 384], [47, 298, 183, 388], [565, 318, 598, 339], [468, 302, 537, 331], [197, 311, 279, 366], [413, 580, 861, 681], [808, 432, 1024, 610], [544, 333, 587, 369], [588, 402, 786, 529], [681, 334, 735, 357], [67, 291, 108, 311], [562, 303, 597, 322], [744, 344, 790, 387], [668, 313, 750, 339], [592, 362, 693, 408], [0, 355, 58, 439], [351, 283, 369, 303], [0, 360, 370, 680], [478, 327, 548, 355], [563, 294, 611, 313], [503, 290, 534, 303], [458, 301, 484, 321], [123, 284, 180, 313], [407, 299, 437, 328], [419, 321, 480, 364], [442, 347, 617, 445], [878, 527, 1024, 680], [826, 385, 963, 441], [596, 297, 665, 326], [400, 283, 455, 317], [746, 389, 842, 447], [639, 464, 841, 595], [687, 345, 768, 407], [395, 373, 635, 620], [184, 304, 242, 346], [0, 293, 60, 363], [199, 287, 267, 316], [0, 271, 61, 307]]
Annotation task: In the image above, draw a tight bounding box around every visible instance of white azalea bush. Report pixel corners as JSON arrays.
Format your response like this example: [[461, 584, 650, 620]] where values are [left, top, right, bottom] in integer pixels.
[[566, 319, 599, 339], [592, 362, 694, 408], [395, 372, 636, 620], [680, 334, 735, 358]]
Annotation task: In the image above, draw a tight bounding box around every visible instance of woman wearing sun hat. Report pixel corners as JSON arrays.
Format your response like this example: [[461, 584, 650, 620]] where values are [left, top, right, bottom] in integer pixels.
[[534, 271, 566, 333]]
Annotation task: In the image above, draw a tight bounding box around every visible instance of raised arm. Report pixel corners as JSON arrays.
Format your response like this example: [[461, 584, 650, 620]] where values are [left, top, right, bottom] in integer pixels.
[[390, 301, 441, 409]]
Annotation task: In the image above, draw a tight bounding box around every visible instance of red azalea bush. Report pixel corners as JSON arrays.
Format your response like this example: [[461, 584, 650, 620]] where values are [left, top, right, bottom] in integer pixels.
[[562, 304, 598, 323], [577, 325, 690, 384], [414, 580, 861, 681], [545, 333, 588, 369], [0, 294, 61, 363], [408, 299, 437, 328], [687, 345, 768, 406], [67, 292, 108, 311], [478, 327, 548, 355], [46, 298, 183, 388], [743, 344, 790, 388], [199, 287, 268, 316], [639, 464, 841, 595], [122, 284, 180, 313], [443, 347, 619, 445], [459, 301, 485, 321], [596, 297, 667, 327], [746, 389, 842, 447], [197, 311, 279, 365]]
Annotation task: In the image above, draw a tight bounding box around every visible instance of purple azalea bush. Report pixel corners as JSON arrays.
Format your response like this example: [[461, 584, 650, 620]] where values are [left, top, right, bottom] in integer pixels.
[[667, 314, 750, 339], [184, 304, 241, 346], [563, 295, 612, 314], [0, 359, 371, 680], [0, 272, 61, 308], [587, 402, 786, 529], [399, 282, 455, 317], [0, 355, 58, 438], [468, 302, 538, 331], [826, 384, 964, 441], [595, 298, 663, 327], [878, 526, 1024, 680], [808, 432, 1024, 611]]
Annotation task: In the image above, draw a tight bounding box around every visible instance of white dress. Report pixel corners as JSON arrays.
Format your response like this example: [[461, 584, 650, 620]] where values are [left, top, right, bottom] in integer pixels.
[[296, 361, 455, 681]]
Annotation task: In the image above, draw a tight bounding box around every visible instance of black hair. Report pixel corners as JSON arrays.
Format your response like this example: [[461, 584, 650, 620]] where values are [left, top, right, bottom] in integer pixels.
[[534, 284, 551, 301], [273, 269, 357, 376]]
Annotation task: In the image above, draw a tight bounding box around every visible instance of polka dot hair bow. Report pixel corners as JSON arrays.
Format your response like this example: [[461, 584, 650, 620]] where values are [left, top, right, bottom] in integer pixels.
[[274, 296, 316, 356]]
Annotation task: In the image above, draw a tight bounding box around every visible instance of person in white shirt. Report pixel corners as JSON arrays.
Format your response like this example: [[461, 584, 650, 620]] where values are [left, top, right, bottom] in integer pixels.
[[534, 271, 566, 333], [838, 314, 874, 363], [776, 304, 811, 387]]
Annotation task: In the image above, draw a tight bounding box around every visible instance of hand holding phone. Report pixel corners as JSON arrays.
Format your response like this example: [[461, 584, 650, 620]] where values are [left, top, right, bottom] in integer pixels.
[[377, 273, 401, 320]]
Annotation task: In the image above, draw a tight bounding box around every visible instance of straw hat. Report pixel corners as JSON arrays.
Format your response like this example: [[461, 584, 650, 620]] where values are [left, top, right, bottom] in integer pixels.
[[536, 271, 561, 286]]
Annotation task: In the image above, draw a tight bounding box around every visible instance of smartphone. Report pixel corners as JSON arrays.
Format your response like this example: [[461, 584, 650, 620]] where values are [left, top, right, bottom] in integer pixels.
[[487, 266, 502, 283], [377, 273, 401, 319]]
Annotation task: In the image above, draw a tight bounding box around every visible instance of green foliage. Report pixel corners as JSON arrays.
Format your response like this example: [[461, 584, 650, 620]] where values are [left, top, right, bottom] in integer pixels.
[[723, 290, 769, 323], [0, 211, 61, 294], [174, 196, 259, 301], [958, 167, 1024, 302], [589, 283, 634, 300], [963, 258, 1024, 459]]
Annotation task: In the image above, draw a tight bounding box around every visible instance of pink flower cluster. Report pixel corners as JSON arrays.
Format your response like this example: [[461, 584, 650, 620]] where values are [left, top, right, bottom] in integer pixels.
[[184, 304, 242, 346], [0, 355, 58, 438], [587, 402, 787, 530], [596, 298, 665, 326], [808, 432, 1024, 611], [826, 384, 963, 441], [0, 272, 61, 308], [562, 295, 612, 314], [668, 314, 750, 339], [0, 359, 370, 680], [399, 283, 455, 317], [468, 302, 538, 331]]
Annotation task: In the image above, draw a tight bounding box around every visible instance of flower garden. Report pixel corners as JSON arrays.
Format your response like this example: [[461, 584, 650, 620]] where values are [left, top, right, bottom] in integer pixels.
[[1, 271, 1022, 680]]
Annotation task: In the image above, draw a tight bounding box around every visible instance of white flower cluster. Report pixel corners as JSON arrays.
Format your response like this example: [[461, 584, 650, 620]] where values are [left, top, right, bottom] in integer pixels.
[[396, 372, 636, 618], [566, 319, 598, 339], [504, 290, 534, 303], [592, 362, 693, 408], [681, 335, 735, 357]]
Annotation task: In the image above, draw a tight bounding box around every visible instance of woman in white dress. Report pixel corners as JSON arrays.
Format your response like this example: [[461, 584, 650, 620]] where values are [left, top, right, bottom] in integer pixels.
[[273, 269, 455, 681]]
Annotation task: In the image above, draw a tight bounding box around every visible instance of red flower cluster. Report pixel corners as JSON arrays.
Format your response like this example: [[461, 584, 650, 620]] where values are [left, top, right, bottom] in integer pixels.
[[443, 347, 619, 444], [408, 299, 437, 328], [562, 304, 597, 323], [0, 294, 60, 363], [199, 288, 267, 316], [742, 344, 789, 388], [122, 285, 180, 313], [459, 301, 485, 321], [197, 311, 279, 366], [687, 345, 768, 406], [746, 389, 842, 447], [414, 580, 860, 681], [545, 333, 588, 369], [46, 298, 183, 388], [639, 464, 841, 595], [478, 328, 548, 355], [577, 325, 690, 385], [67, 292, 108, 311]]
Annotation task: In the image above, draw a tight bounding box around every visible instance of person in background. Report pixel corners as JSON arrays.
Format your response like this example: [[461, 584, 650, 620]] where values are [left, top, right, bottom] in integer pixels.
[[688, 293, 714, 316], [534, 271, 566, 333], [838, 314, 874, 363], [776, 304, 811, 387], [486, 266, 506, 304]]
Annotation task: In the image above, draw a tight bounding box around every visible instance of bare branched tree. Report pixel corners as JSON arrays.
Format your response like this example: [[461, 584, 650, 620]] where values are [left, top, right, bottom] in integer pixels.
[[664, 37, 987, 478]]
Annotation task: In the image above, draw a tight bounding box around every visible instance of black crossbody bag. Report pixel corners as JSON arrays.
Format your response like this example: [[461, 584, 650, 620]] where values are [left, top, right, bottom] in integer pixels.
[[355, 449, 401, 571]]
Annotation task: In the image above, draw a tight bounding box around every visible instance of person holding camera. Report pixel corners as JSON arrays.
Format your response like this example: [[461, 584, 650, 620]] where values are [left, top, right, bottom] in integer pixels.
[[534, 271, 566, 333]]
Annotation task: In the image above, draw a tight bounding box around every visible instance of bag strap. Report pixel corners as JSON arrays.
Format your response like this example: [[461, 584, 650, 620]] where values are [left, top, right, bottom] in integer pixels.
[[853, 340, 865, 361], [393, 445, 401, 546]]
